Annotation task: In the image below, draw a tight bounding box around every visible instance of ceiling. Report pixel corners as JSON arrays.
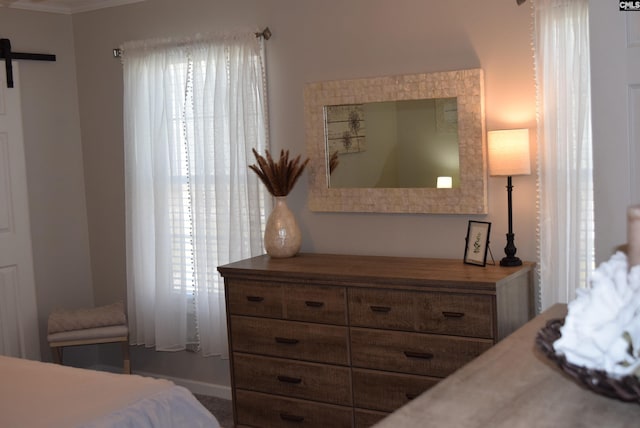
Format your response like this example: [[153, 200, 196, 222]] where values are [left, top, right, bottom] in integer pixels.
[[0, 0, 144, 14]]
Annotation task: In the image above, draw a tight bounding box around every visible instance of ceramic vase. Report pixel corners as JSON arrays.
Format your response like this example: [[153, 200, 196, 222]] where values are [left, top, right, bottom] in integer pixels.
[[264, 197, 301, 258]]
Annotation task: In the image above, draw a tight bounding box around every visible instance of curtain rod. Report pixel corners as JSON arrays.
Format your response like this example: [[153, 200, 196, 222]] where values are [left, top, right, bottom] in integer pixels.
[[113, 27, 272, 58]]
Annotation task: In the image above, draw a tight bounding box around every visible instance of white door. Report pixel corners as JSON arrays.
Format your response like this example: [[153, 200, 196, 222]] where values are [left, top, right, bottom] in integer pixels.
[[627, 17, 640, 203], [0, 63, 41, 359], [590, 3, 640, 262]]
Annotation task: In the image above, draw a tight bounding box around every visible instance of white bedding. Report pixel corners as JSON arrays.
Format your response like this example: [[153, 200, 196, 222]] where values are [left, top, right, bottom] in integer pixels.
[[0, 356, 220, 428]]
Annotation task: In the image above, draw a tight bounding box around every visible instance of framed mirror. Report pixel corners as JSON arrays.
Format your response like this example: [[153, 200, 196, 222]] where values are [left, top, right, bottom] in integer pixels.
[[304, 68, 487, 214]]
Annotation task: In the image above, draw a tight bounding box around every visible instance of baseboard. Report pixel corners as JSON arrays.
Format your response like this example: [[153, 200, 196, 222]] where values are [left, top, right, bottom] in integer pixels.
[[91, 364, 232, 400]]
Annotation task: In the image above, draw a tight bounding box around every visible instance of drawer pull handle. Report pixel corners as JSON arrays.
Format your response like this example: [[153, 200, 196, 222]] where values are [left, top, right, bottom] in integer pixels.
[[280, 413, 305, 422], [406, 392, 419, 400], [370, 305, 391, 313], [275, 337, 299, 345], [246, 295, 264, 302], [305, 300, 325, 308], [442, 311, 465, 318], [404, 351, 434, 360], [277, 375, 302, 384]]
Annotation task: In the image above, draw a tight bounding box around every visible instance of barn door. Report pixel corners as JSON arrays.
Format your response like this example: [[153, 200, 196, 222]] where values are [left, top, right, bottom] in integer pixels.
[[0, 63, 40, 359]]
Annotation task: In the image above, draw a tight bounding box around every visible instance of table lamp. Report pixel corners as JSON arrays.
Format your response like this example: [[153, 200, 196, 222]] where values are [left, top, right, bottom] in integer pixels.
[[487, 129, 531, 266]]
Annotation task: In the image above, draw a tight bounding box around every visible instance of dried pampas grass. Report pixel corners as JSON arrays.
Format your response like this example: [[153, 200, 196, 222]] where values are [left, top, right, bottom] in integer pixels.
[[329, 150, 339, 174], [249, 148, 309, 197]]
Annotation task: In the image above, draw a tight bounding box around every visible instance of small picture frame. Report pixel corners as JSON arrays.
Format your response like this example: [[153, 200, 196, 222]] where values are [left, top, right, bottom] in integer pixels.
[[463, 221, 491, 266]]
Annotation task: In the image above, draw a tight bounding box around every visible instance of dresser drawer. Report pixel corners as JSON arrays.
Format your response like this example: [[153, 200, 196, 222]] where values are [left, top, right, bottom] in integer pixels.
[[348, 288, 414, 330], [231, 315, 349, 365], [354, 409, 387, 428], [236, 390, 353, 428], [352, 368, 438, 412], [415, 291, 494, 338], [284, 284, 347, 325], [227, 280, 347, 325], [227, 280, 283, 318], [350, 327, 492, 377], [234, 353, 352, 405], [349, 288, 495, 338]]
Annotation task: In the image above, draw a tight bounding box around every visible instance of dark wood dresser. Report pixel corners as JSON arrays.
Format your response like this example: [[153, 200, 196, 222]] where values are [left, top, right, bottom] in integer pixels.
[[217, 253, 535, 428]]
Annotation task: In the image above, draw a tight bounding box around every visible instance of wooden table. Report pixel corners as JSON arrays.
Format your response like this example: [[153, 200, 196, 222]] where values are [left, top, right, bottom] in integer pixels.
[[373, 304, 640, 427]]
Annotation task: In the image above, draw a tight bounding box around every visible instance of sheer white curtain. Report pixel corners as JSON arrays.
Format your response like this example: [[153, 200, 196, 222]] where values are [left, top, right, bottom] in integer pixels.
[[534, 0, 594, 311], [122, 33, 270, 357]]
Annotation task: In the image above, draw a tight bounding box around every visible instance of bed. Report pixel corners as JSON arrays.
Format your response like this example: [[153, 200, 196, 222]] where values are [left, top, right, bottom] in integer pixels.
[[0, 355, 221, 428]]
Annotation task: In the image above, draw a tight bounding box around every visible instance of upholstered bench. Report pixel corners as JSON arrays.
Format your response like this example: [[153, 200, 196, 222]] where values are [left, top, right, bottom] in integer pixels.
[[47, 302, 130, 374]]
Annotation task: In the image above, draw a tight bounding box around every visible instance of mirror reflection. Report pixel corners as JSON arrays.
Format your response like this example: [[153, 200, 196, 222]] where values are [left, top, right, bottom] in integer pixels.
[[326, 98, 460, 188], [304, 68, 487, 214]]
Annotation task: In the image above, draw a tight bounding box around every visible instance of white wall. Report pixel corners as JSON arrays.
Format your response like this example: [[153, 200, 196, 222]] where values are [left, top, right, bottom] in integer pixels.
[[5, 0, 569, 392], [6, 0, 631, 396], [69, 0, 537, 391], [265, 0, 538, 262]]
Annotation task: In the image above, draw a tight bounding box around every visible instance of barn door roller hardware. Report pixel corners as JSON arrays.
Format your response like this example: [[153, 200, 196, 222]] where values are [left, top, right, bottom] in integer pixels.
[[0, 38, 56, 88]]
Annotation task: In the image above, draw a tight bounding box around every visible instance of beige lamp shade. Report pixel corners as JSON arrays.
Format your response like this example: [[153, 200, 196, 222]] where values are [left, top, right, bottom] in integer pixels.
[[436, 176, 453, 189], [487, 129, 531, 176]]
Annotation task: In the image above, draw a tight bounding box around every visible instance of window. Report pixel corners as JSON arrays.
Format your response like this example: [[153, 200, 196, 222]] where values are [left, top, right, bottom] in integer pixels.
[[122, 34, 270, 357]]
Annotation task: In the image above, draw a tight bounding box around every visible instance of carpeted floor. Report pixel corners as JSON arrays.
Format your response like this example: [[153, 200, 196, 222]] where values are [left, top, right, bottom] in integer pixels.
[[194, 394, 233, 428]]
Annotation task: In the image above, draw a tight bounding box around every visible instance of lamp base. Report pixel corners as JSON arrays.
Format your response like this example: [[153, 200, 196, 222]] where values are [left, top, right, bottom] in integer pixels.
[[500, 256, 523, 267], [501, 232, 522, 267]]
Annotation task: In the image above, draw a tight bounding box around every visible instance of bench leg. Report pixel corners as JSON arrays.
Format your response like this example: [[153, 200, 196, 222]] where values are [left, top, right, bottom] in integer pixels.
[[51, 346, 63, 365], [122, 341, 131, 374]]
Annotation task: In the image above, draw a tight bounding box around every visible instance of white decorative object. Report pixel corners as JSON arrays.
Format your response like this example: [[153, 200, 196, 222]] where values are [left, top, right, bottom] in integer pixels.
[[554, 251, 640, 378], [264, 197, 301, 258]]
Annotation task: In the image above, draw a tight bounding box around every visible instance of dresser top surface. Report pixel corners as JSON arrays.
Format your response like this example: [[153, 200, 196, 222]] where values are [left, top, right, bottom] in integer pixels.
[[218, 253, 534, 291]]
